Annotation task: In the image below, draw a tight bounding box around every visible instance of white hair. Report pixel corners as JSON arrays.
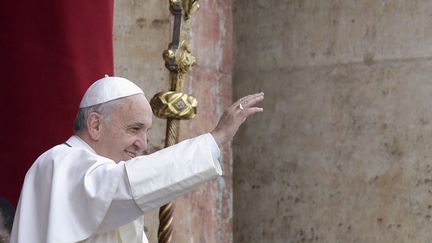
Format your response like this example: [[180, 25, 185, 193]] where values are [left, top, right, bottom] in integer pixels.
[[73, 98, 123, 133]]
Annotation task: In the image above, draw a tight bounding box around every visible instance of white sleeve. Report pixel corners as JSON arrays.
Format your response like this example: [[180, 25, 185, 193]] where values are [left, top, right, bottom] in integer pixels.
[[95, 133, 222, 233], [207, 133, 221, 160], [125, 133, 223, 213], [93, 165, 143, 234]]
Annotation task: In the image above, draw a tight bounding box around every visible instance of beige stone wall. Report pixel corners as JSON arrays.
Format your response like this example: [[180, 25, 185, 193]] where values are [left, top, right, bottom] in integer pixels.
[[233, 1, 432, 242], [113, 0, 233, 242]]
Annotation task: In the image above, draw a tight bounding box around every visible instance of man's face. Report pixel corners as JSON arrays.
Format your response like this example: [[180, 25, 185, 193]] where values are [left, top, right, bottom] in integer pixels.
[[95, 94, 153, 162]]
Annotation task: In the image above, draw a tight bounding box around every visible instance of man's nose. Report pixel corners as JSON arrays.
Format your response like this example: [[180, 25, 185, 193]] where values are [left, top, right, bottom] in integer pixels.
[[134, 134, 148, 151]]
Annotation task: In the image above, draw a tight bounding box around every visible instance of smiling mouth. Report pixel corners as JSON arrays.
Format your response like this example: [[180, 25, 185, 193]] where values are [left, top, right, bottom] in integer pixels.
[[125, 151, 137, 158]]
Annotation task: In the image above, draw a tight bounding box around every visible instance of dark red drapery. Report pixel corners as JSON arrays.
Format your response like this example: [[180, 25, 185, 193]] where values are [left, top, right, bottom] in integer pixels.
[[0, 0, 114, 205]]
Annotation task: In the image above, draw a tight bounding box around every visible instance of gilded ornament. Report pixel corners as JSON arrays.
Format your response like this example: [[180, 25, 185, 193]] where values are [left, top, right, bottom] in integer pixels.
[[150, 91, 197, 119], [155, 1, 200, 242], [176, 40, 196, 73], [163, 49, 178, 72], [169, 0, 182, 8], [182, 0, 199, 20]]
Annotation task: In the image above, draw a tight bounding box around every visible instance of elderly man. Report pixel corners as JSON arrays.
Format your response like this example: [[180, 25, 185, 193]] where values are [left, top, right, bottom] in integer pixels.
[[11, 76, 264, 243]]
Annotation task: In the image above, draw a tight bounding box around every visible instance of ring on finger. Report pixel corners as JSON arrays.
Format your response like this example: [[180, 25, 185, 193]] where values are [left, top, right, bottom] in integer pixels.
[[239, 103, 244, 111]]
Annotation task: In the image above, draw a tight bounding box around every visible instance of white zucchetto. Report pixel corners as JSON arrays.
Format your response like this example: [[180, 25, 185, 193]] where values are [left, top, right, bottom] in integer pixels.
[[79, 75, 144, 108]]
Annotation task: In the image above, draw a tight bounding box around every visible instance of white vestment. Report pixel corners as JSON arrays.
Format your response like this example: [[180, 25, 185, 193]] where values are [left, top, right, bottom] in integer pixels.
[[11, 133, 222, 243]]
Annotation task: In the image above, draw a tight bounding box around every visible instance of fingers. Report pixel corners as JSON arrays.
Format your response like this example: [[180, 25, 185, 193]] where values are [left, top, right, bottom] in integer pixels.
[[234, 92, 264, 115], [236, 92, 264, 108], [244, 107, 264, 116], [244, 93, 264, 109], [231, 92, 264, 112], [211, 92, 264, 146]]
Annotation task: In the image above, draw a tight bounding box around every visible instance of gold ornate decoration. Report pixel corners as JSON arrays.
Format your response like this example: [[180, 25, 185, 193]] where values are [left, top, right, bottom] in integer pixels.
[[182, 0, 199, 20], [150, 91, 197, 119], [176, 40, 196, 73], [153, 1, 200, 243]]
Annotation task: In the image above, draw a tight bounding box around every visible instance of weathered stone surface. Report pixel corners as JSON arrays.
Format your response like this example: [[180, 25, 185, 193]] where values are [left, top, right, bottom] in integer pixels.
[[234, 0, 432, 242], [175, 0, 233, 242], [235, 0, 432, 69]]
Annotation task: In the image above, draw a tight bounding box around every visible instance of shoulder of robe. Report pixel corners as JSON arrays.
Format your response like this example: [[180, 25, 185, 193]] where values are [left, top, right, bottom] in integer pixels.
[[28, 144, 114, 175]]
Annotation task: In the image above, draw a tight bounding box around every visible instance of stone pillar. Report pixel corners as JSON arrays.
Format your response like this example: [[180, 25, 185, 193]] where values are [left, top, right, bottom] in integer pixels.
[[175, 0, 233, 242], [114, 0, 233, 242], [234, 1, 432, 242]]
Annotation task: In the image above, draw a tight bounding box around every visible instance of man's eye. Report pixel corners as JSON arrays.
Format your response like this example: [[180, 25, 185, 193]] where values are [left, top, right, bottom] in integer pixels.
[[129, 127, 140, 133]]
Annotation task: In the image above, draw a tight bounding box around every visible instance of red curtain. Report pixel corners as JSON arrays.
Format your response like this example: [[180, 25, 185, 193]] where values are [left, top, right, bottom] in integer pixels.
[[0, 1, 114, 205]]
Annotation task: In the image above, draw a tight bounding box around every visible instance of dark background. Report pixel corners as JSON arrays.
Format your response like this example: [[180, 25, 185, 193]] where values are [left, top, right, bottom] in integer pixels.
[[0, 0, 114, 205]]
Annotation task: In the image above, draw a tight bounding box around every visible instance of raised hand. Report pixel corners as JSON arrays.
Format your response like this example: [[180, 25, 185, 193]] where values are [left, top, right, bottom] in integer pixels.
[[211, 92, 264, 147]]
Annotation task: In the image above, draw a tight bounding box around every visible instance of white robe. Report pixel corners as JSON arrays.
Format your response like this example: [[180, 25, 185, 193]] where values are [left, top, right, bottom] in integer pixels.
[[10, 133, 222, 243]]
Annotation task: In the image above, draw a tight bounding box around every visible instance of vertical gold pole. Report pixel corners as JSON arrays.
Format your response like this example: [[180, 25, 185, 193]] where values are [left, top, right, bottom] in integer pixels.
[[153, 1, 199, 243]]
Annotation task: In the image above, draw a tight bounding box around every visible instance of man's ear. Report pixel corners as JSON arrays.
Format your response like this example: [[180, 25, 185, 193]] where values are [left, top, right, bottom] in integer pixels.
[[87, 112, 102, 140]]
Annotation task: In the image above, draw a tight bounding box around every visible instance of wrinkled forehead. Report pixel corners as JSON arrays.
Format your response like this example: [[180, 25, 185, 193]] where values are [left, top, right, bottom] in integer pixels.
[[110, 94, 153, 125]]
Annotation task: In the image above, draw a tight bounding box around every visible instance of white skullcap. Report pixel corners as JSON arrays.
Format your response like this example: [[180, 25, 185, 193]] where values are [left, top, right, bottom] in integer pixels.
[[79, 75, 144, 108]]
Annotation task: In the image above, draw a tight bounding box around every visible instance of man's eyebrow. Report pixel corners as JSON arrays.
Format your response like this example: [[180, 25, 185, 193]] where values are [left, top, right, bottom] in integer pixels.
[[126, 123, 145, 128], [126, 123, 152, 130]]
